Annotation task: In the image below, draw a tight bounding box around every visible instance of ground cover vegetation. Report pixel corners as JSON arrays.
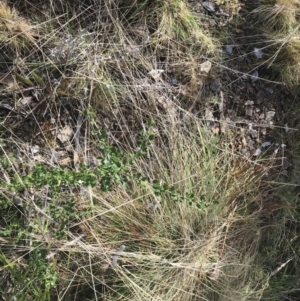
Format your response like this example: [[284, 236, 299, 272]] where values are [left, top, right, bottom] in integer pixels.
[[0, 0, 299, 300]]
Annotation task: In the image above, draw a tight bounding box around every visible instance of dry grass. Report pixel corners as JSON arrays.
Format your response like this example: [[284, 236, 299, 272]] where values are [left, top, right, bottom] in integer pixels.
[[27, 116, 271, 301], [254, 0, 299, 30], [0, 0, 298, 300], [252, 0, 300, 87], [0, 1, 37, 49]]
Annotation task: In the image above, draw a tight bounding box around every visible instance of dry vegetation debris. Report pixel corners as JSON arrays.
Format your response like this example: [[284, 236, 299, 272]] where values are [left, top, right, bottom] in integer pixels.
[[0, 0, 299, 300]]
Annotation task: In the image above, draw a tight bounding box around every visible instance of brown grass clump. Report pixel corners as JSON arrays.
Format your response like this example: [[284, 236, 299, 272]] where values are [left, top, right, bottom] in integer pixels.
[[254, 0, 300, 30], [0, 1, 37, 49], [252, 0, 300, 87]]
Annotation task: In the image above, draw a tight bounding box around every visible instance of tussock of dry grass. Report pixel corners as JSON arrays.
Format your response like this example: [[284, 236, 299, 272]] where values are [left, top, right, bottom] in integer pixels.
[[42, 116, 271, 301], [252, 0, 300, 87], [254, 0, 299, 30], [268, 30, 300, 86], [0, 1, 37, 49]]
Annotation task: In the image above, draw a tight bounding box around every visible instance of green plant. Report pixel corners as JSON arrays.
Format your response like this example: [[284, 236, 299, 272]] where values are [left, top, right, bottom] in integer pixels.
[[0, 250, 58, 301]]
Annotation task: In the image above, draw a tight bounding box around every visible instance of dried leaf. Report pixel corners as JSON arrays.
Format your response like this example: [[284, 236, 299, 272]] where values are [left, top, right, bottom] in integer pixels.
[[0, 169, 10, 184], [20, 96, 33, 106], [148, 69, 164, 81], [209, 263, 221, 281], [73, 151, 80, 168], [59, 157, 71, 166], [105, 245, 126, 275], [0, 72, 16, 88], [112, 245, 125, 267], [245, 100, 254, 106], [57, 125, 74, 143], [31, 145, 40, 154], [265, 111, 275, 122], [205, 108, 214, 123], [200, 60, 212, 73]]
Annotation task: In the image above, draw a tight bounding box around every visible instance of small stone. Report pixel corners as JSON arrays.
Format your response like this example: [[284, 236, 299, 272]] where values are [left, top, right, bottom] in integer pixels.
[[251, 71, 259, 83], [254, 48, 263, 59], [264, 87, 274, 96], [226, 45, 233, 54], [253, 148, 262, 156], [262, 141, 271, 147], [202, 1, 215, 12], [245, 100, 254, 106]]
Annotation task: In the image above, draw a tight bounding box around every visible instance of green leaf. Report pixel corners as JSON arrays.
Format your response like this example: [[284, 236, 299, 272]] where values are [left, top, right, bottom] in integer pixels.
[[147, 118, 155, 127]]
